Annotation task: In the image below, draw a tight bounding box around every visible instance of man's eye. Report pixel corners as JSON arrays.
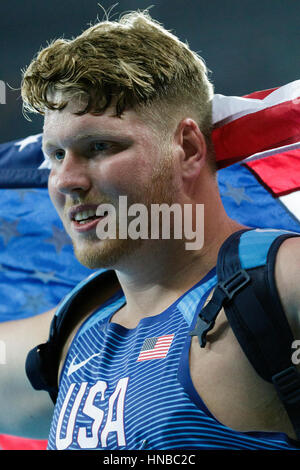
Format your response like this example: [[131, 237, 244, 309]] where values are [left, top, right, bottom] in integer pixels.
[[53, 150, 65, 161], [92, 142, 110, 152]]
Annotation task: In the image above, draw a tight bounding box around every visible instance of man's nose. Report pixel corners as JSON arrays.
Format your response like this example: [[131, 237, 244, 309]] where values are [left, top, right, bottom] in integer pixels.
[[53, 152, 91, 196]]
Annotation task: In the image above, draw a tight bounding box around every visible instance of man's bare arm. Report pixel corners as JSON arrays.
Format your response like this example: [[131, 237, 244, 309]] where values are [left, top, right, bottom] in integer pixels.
[[0, 308, 56, 439], [275, 237, 300, 343]]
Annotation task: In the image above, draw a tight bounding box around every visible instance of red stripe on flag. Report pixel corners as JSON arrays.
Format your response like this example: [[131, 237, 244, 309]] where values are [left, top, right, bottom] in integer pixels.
[[243, 87, 279, 100], [213, 99, 300, 168], [137, 334, 174, 362], [0, 434, 47, 450], [245, 150, 300, 197]]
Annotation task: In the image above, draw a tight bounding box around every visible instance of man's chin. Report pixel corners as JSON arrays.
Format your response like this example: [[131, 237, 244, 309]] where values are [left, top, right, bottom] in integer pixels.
[[72, 237, 142, 270]]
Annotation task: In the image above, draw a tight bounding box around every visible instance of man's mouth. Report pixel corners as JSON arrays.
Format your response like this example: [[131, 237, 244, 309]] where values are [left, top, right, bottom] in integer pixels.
[[68, 204, 109, 231], [73, 208, 100, 224]]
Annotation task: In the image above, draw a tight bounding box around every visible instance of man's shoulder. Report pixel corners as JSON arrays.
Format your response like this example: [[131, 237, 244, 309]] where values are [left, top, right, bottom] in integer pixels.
[[218, 227, 300, 338], [274, 236, 300, 338], [57, 270, 121, 384]]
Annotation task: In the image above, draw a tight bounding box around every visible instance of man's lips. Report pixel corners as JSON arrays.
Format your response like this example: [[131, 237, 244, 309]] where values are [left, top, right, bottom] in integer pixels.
[[71, 216, 103, 233], [68, 203, 100, 222], [68, 203, 109, 233]]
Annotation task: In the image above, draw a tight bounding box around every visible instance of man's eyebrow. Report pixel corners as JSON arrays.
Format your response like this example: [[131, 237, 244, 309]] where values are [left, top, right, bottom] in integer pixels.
[[73, 131, 123, 140], [42, 130, 129, 153]]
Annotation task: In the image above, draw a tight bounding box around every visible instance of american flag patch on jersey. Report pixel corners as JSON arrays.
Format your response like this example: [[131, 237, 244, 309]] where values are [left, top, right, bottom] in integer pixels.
[[137, 334, 174, 362]]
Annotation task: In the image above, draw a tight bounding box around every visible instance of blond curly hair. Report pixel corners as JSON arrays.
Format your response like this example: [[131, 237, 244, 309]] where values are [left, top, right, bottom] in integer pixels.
[[21, 11, 214, 158]]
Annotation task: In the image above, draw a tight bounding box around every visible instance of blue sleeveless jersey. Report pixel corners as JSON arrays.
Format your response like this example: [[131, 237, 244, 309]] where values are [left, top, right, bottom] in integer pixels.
[[47, 266, 300, 450]]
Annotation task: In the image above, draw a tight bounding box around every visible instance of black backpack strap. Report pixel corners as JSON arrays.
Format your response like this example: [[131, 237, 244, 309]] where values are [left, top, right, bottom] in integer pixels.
[[25, 269, 119, 403], [190, 228, 300, 440]]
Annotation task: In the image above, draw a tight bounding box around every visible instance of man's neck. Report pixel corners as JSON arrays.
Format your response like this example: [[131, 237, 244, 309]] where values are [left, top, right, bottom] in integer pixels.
[[111, 217, 246, 328]]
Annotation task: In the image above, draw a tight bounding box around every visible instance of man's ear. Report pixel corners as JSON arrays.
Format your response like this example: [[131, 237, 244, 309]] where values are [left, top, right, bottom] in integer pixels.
[[175, 118, 207, 179]]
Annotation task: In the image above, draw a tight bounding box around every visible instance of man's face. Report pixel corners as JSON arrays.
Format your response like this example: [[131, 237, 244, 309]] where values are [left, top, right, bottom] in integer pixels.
[[43, 101, 178, 269]]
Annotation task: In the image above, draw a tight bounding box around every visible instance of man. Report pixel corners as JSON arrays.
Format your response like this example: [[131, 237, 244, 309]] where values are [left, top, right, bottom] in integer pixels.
[[0, 11, 299, 450]]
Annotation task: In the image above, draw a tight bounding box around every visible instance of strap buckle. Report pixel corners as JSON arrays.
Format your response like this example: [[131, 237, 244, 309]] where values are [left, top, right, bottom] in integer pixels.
[[189, 269, 251, 348], [219, 269, 251, 301], [272, 366, 300, 405], [189, 315, 216, 348]]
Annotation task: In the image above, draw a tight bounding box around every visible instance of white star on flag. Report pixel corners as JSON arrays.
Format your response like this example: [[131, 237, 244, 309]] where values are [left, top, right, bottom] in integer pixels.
[[14, 134, 42, 152]]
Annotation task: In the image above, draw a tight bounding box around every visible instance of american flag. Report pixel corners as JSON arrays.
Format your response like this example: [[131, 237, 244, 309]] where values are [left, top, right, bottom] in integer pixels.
[[213, 80, 300, 224], [137, 334, 175, 361]]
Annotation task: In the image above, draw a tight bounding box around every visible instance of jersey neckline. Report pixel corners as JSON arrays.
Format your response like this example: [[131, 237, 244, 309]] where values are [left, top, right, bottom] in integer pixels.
[[106, 266, 217, 335]]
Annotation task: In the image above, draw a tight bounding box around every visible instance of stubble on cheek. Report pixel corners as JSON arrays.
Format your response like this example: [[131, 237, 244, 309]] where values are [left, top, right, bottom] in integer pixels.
[[65, 152, 177, 270]]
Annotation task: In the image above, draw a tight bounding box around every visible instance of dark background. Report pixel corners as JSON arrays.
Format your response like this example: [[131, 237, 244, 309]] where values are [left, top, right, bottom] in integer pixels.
[[0, 0, 299, 143]]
